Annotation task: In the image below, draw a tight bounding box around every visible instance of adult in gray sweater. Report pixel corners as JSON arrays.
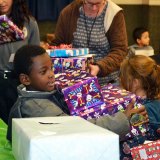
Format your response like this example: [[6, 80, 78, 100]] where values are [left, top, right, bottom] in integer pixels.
[[0, 0, 40, 124]]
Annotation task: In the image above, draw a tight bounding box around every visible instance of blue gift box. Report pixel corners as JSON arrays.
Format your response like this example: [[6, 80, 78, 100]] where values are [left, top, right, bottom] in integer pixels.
[[47, 48, 89, 57]]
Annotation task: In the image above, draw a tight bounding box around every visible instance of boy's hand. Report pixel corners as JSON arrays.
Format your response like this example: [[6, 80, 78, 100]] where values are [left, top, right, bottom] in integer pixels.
[[124, 99, 149, 124]]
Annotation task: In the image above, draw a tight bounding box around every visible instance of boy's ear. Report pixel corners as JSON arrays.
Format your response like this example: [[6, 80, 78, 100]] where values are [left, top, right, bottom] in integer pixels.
[[19, 73, 31, 86], [137, 38, 141, 45]]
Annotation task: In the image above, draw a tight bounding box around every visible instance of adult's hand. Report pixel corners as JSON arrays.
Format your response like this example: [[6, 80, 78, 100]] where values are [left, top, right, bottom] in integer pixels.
[[89, 64, 100, 76], [40, 41, 49, 49]]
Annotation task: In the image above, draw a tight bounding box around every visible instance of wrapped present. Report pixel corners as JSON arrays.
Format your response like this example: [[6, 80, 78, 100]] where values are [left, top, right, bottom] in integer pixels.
[[49, 44, 72, 49], [12, 116, 120, 160], [131, 140, 160, 159], [79, 54, 94, 68], [101, 83, 136, 113], [55, 70, 104, 115], [52, 57, 86, 74], [51, 58, 63, 74], [75, 84, 135, 120], [100, 84, 147, 139], [52, 55, 94, 74], [0, 15, 24, 44], [47, 48, 89, 57], [63, 57, 86, 70], [78, 103, 107, 120]]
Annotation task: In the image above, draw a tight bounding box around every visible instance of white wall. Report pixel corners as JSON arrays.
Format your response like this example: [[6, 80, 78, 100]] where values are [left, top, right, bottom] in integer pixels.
[[148, 0, 160, 5], [112, 0, 160, 5]]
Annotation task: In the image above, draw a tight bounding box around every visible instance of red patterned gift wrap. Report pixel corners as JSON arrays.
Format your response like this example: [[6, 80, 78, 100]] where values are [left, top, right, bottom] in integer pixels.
[[131, 140, 160, 160]]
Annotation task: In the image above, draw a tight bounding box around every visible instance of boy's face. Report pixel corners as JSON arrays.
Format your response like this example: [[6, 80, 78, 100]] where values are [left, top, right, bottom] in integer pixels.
[[27, 53, 55, 92], [137, 31, 150, 47]]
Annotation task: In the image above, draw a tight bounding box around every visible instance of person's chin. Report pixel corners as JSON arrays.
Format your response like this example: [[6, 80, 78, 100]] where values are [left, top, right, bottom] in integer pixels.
[[46, 86, 55, 92], [0, 8, 9, 15]]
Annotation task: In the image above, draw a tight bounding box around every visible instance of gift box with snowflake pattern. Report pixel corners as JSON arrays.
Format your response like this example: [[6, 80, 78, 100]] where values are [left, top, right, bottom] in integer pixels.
[[77, 83, 136, 120], [55, 69, 104, 115], [101, 84, 148, 139]]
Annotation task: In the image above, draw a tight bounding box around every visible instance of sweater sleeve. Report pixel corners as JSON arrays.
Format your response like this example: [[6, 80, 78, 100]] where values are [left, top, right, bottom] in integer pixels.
[[21, 99, 67, 117], [96, 11, 128, 77], [88, 112, 130, 141], [52, 11, 66, 45], [28, 18, 40, 45], [52, 1, 81, 45]]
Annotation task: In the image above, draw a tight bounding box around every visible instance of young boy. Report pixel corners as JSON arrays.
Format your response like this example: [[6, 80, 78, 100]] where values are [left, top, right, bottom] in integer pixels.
[[7, 45, 148, 141], [7, 45, 68, 141], [128, 27, 154, 56]]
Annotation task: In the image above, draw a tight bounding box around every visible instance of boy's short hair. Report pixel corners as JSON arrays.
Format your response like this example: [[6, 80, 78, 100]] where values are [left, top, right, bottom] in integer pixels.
[[14, 45, 46, 76], [133, 27, 148, 43]]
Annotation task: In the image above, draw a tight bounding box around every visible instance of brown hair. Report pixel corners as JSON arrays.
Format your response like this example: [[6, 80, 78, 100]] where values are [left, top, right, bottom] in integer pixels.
[[120, 55, 160, 99]]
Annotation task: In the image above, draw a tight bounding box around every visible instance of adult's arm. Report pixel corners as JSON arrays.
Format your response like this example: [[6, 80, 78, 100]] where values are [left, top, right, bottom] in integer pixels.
[[96, 11, 128, 76], [52, 1, 80, 45], [89, 112, 130, 141], [89, 101, 149, 141], [28, 18, 40, 45]]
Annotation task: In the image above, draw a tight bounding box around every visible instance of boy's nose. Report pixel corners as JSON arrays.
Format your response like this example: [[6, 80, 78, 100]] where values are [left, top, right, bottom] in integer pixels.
[[48, 70, 54, 78]]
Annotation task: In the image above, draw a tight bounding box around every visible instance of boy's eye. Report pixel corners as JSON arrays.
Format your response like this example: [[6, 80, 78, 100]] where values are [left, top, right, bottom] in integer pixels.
[[39, 70, 46, 75]]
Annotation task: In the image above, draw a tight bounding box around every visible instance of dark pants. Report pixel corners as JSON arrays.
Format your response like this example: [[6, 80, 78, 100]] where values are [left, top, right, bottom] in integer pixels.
[[0, 77, 19, 124]]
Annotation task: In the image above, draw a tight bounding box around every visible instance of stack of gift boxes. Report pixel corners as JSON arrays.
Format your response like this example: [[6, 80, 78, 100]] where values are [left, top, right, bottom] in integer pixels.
[[55, 70, 135, 119], [48, 46, 147, 139], [0, 15, 24, 44], [50, 45, 155, 158], [55, 71, 147, 139], [47, 45, 93, 74], [47, 46, 107, 118]]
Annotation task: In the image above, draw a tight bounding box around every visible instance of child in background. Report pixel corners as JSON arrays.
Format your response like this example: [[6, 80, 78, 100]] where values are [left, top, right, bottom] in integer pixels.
[[7, 45, 148, 142], [128, 27, 154, 56], [120, 55, 160, 159]]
